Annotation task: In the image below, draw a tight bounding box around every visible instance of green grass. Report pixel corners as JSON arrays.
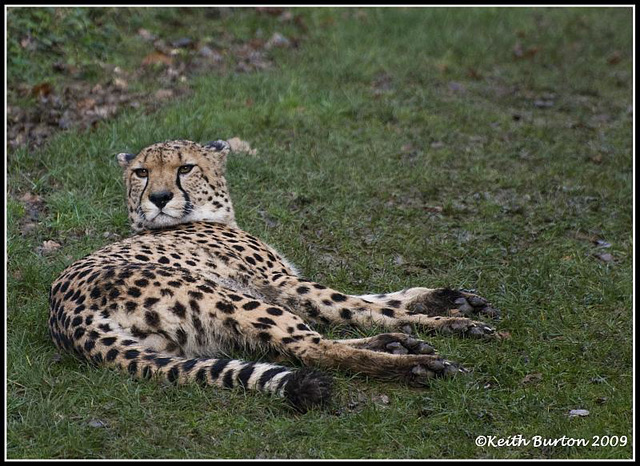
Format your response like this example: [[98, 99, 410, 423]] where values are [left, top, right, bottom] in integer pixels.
[[6, 7, 633, 459]]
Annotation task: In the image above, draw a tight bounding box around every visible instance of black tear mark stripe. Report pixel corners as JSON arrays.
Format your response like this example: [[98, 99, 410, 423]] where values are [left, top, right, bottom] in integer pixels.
[[137, 174, 149, 209], [175, 169, 192, 211]]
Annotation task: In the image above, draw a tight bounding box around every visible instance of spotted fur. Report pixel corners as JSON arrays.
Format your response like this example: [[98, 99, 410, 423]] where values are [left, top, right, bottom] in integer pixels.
[[49, 139, 500, 412]]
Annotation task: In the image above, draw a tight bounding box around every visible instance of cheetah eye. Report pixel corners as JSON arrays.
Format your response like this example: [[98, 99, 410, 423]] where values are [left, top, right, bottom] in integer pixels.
[[134, 168, 148, 178], [178, 165, 194, 175]]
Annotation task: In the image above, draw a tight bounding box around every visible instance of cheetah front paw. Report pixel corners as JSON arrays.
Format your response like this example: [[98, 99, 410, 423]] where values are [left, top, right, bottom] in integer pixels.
[[407, 288, 501, 320], [439, 317, 496, 338], [399, 316, 496, 339], [407, 358, 468, 386]]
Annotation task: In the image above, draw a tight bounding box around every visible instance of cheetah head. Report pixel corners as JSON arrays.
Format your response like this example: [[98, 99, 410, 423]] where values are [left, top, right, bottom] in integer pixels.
[[117, 139, 237, 232]]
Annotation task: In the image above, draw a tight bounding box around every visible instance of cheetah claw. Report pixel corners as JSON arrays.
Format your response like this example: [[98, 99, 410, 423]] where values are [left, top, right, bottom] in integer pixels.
[[441, 319, 496, 339], [359, 333, 436, 355], [408, 359, 467, 386], [456, 291, 501, 320], [385, 336, 435, 355]]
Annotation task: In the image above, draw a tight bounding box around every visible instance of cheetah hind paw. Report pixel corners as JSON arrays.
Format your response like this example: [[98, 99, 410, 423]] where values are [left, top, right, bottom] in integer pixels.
[[359, 333, 436, 355]]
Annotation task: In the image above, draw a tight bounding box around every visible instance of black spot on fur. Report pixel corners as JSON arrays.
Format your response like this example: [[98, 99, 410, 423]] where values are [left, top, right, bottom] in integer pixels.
[[167, 366, 180, 384], [106, 348, 119, 361], [124, 349, 140, 359], [125, 301, 138, 313], [242, 301, 261, 311], [331, 293, 347, 302], [266, 307, 283, 316], [171, 302, 186, 318], [381, 308, 395, 317], [216, 301, 235, 314], [257, 317, 276, 326], [144, 297, 160, 307], [145, 310, 161, 327]]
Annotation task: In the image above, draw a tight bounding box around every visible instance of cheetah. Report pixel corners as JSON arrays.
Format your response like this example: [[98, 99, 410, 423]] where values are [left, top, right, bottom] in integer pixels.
[[48, 139, 500, 412]]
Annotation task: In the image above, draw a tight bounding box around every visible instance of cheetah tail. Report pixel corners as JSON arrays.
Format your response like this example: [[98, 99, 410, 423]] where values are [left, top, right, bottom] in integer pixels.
[[50, 322, 332, 412]]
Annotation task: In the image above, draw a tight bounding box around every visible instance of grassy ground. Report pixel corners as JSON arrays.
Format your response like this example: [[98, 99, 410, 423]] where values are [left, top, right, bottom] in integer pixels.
[[6, 7, 633, 459]]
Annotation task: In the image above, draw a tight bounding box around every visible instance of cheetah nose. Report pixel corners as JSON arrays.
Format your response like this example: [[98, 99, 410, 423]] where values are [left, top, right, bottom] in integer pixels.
[[149, 191, 174, 209]]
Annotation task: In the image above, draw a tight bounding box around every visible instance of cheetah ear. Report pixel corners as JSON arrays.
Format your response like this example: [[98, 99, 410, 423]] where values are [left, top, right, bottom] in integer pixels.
[[203, 140, 231, 156], [116, 152, 137, 168]]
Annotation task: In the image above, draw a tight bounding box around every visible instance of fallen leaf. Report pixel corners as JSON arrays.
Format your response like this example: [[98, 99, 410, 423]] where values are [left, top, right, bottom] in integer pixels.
[[371, 394, 390, 406], [172, 37, 193, 49], [227, 137, 258, 155], [256, 7, 285, 16], [258, 209, 279, 228], [87, 419, 108, 428], [568, 409, 590, 418], [154, 89, 174, 100], [293, 14, 309, 32], [198, 46, 223, 62], [436, 63, 449, 73], [607, 51, 622, 65], [265, 32, 291, 50], [20, 35, 35, 49], [278, 11, 293, 22], [589, 153, 603, 164], [521, 372, 542, 385], [448, 81, 465, 92], [467, 67, 483, 80], [77, 98, 97, 111], [595, 252, 614, 263], [137, 28, 156, 41], [20, 192, 42, 204], [113, 78, 128, 90], [141, 52, 173, 66], [534, 99, 554, 108], [38, 240, 61, 255], [20, 222, 38, 236], [102, 231, 121, 239], [31, 83, 53, 98], [513, 42, 539, 60]]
